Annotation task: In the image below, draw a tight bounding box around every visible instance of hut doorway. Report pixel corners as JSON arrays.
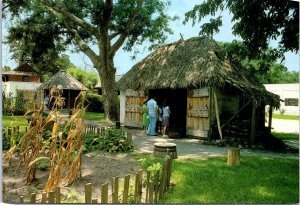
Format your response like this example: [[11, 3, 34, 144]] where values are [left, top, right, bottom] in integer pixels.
[[148, 89, 187, 137]]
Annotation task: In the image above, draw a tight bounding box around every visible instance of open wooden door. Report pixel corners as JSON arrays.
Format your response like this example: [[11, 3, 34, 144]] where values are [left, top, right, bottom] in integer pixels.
[[124, 89, 145, 128], [186, 88, 210, 138]]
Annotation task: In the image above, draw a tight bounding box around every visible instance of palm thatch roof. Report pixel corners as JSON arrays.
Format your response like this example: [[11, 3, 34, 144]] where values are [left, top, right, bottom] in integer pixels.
[[38, 70, 88, 90], [117, 36, 279, 107]]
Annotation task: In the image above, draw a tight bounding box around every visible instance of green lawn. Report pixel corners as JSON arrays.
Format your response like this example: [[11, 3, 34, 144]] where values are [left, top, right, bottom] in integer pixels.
[[2, 111, 104, 126], [273, 114, 299, 120], [135, 155, 299, 204], [84, 112, 105, 121], [272, 132, 299, 140], [165, 157, 299, 204], [2, 116, 29, 127]]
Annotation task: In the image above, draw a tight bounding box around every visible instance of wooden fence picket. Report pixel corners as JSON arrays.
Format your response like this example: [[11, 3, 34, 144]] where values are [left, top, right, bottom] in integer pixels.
[[48, 191, 55, 203], [30, 193, 36, 203], [145, 171, 150, 203], [112, 177, 119, 203], [20, 196, 24, 203], [41, 192, 47, 203], [154, 170, 160, 202], [55, 187, 60, 203], [85, 183, 92, 203], [101, 182, 109, 203], [16, 155, 173, 204], [123, 175, 130, 203]]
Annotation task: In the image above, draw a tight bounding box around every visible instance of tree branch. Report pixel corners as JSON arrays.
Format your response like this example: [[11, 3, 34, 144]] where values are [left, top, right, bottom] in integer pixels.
[[110, 0, 144, 55], [44, 5, 102, 69], [42, 0, 100, 39]]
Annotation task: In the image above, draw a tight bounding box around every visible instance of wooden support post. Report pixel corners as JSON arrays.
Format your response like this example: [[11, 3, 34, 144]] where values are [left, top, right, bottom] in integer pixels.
[[101, 183, 108, 203], [85, 183, 93, 203], [250, 103, 257, 144], [123, 175, 130, 203], [268, 106, 273, 129], [214, 92, 223, 139], [112, 177, 119, 203], [55, 187, 61, 203], [227, 147, 240, 166], [68, 90, 71, 109]]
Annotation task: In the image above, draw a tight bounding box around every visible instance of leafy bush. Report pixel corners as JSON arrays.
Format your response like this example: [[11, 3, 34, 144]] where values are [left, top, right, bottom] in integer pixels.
[[83, 127, 135, 153], [2, 92, 14, 115], [14, 90, 26, 115], [85, 93, 104, 112]]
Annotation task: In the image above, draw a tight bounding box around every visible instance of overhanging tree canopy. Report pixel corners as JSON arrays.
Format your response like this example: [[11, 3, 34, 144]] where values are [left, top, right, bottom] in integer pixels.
[[184, 0, 299, 58], [5, 0, 176, 121]]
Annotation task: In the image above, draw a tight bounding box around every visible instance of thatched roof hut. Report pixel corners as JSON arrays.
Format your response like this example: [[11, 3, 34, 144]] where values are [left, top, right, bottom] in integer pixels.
[[118, 36, 279, 108], [118, 36, 280, 142], [38, 70, 88, 109]]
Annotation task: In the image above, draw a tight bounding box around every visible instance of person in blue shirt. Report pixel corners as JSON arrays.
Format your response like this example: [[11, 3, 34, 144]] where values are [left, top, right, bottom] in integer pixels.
[[146, 96, 158, 136]]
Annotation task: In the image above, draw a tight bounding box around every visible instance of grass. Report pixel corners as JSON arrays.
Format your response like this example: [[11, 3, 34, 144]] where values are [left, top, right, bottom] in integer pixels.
[[2, 116, 29, 127], [84, 112, 105, 121], [134, 154, 299, 204], [273, 114, 299, 120], [272, 132, 299, 140]]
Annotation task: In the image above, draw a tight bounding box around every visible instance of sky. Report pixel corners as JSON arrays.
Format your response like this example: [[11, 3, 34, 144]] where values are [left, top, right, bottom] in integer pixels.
[[1, 0, 299, 75]]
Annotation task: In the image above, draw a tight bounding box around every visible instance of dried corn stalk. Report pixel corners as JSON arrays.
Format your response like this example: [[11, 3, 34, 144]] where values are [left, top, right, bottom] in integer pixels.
[[3, 85, 87, 192]]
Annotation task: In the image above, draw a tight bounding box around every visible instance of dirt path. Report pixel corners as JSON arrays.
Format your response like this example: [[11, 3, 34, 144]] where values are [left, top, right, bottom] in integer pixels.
[[129, 129, 299, 159]]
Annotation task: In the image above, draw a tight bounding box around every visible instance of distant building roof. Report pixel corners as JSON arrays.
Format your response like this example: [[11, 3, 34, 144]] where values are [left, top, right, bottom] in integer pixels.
[[38, 70, 88, 90]]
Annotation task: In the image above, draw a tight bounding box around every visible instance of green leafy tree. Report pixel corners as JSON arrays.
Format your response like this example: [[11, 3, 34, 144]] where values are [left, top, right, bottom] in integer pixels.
[[68, 67, 98, 89], [184, 0, 299, 58], [219, 40, 299, 84], [2, 65, 12, 71], [5, 0, 176, 121]]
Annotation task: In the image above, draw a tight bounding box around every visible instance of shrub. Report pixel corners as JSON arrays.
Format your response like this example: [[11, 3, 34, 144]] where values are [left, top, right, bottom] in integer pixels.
[[14, 90, 26, 115], [85, 93, 104, 112], [83, 127, 135, 153]]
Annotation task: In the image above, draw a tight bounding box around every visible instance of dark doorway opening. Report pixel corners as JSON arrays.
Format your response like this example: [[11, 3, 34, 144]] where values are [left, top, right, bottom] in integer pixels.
[[148, 89, 187, 137]]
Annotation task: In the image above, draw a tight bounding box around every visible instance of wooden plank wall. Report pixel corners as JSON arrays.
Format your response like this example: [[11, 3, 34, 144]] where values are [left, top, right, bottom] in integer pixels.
[[124, 89, 144, 128], [186, 88, 210, 138]]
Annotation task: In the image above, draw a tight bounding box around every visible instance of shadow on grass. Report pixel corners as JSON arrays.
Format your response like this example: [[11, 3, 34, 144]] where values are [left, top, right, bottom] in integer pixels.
[[159, 156, 299, 204]]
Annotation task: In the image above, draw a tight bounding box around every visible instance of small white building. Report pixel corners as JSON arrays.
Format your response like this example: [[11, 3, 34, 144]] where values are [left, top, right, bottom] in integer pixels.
[[2, 63, 43, 99], [264, 83, 299, 116]]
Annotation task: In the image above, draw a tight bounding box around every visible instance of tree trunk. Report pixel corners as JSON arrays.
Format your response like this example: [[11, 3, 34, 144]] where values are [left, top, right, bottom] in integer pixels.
[[96, 60, 119, 122]]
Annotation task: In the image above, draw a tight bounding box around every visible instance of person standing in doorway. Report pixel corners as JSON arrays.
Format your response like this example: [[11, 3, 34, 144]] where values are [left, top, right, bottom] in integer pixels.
[[146, 96, 158, 136], [162, 99, 171, 137], [44, 95, 50, 110], [141, 99, 149, 133]]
